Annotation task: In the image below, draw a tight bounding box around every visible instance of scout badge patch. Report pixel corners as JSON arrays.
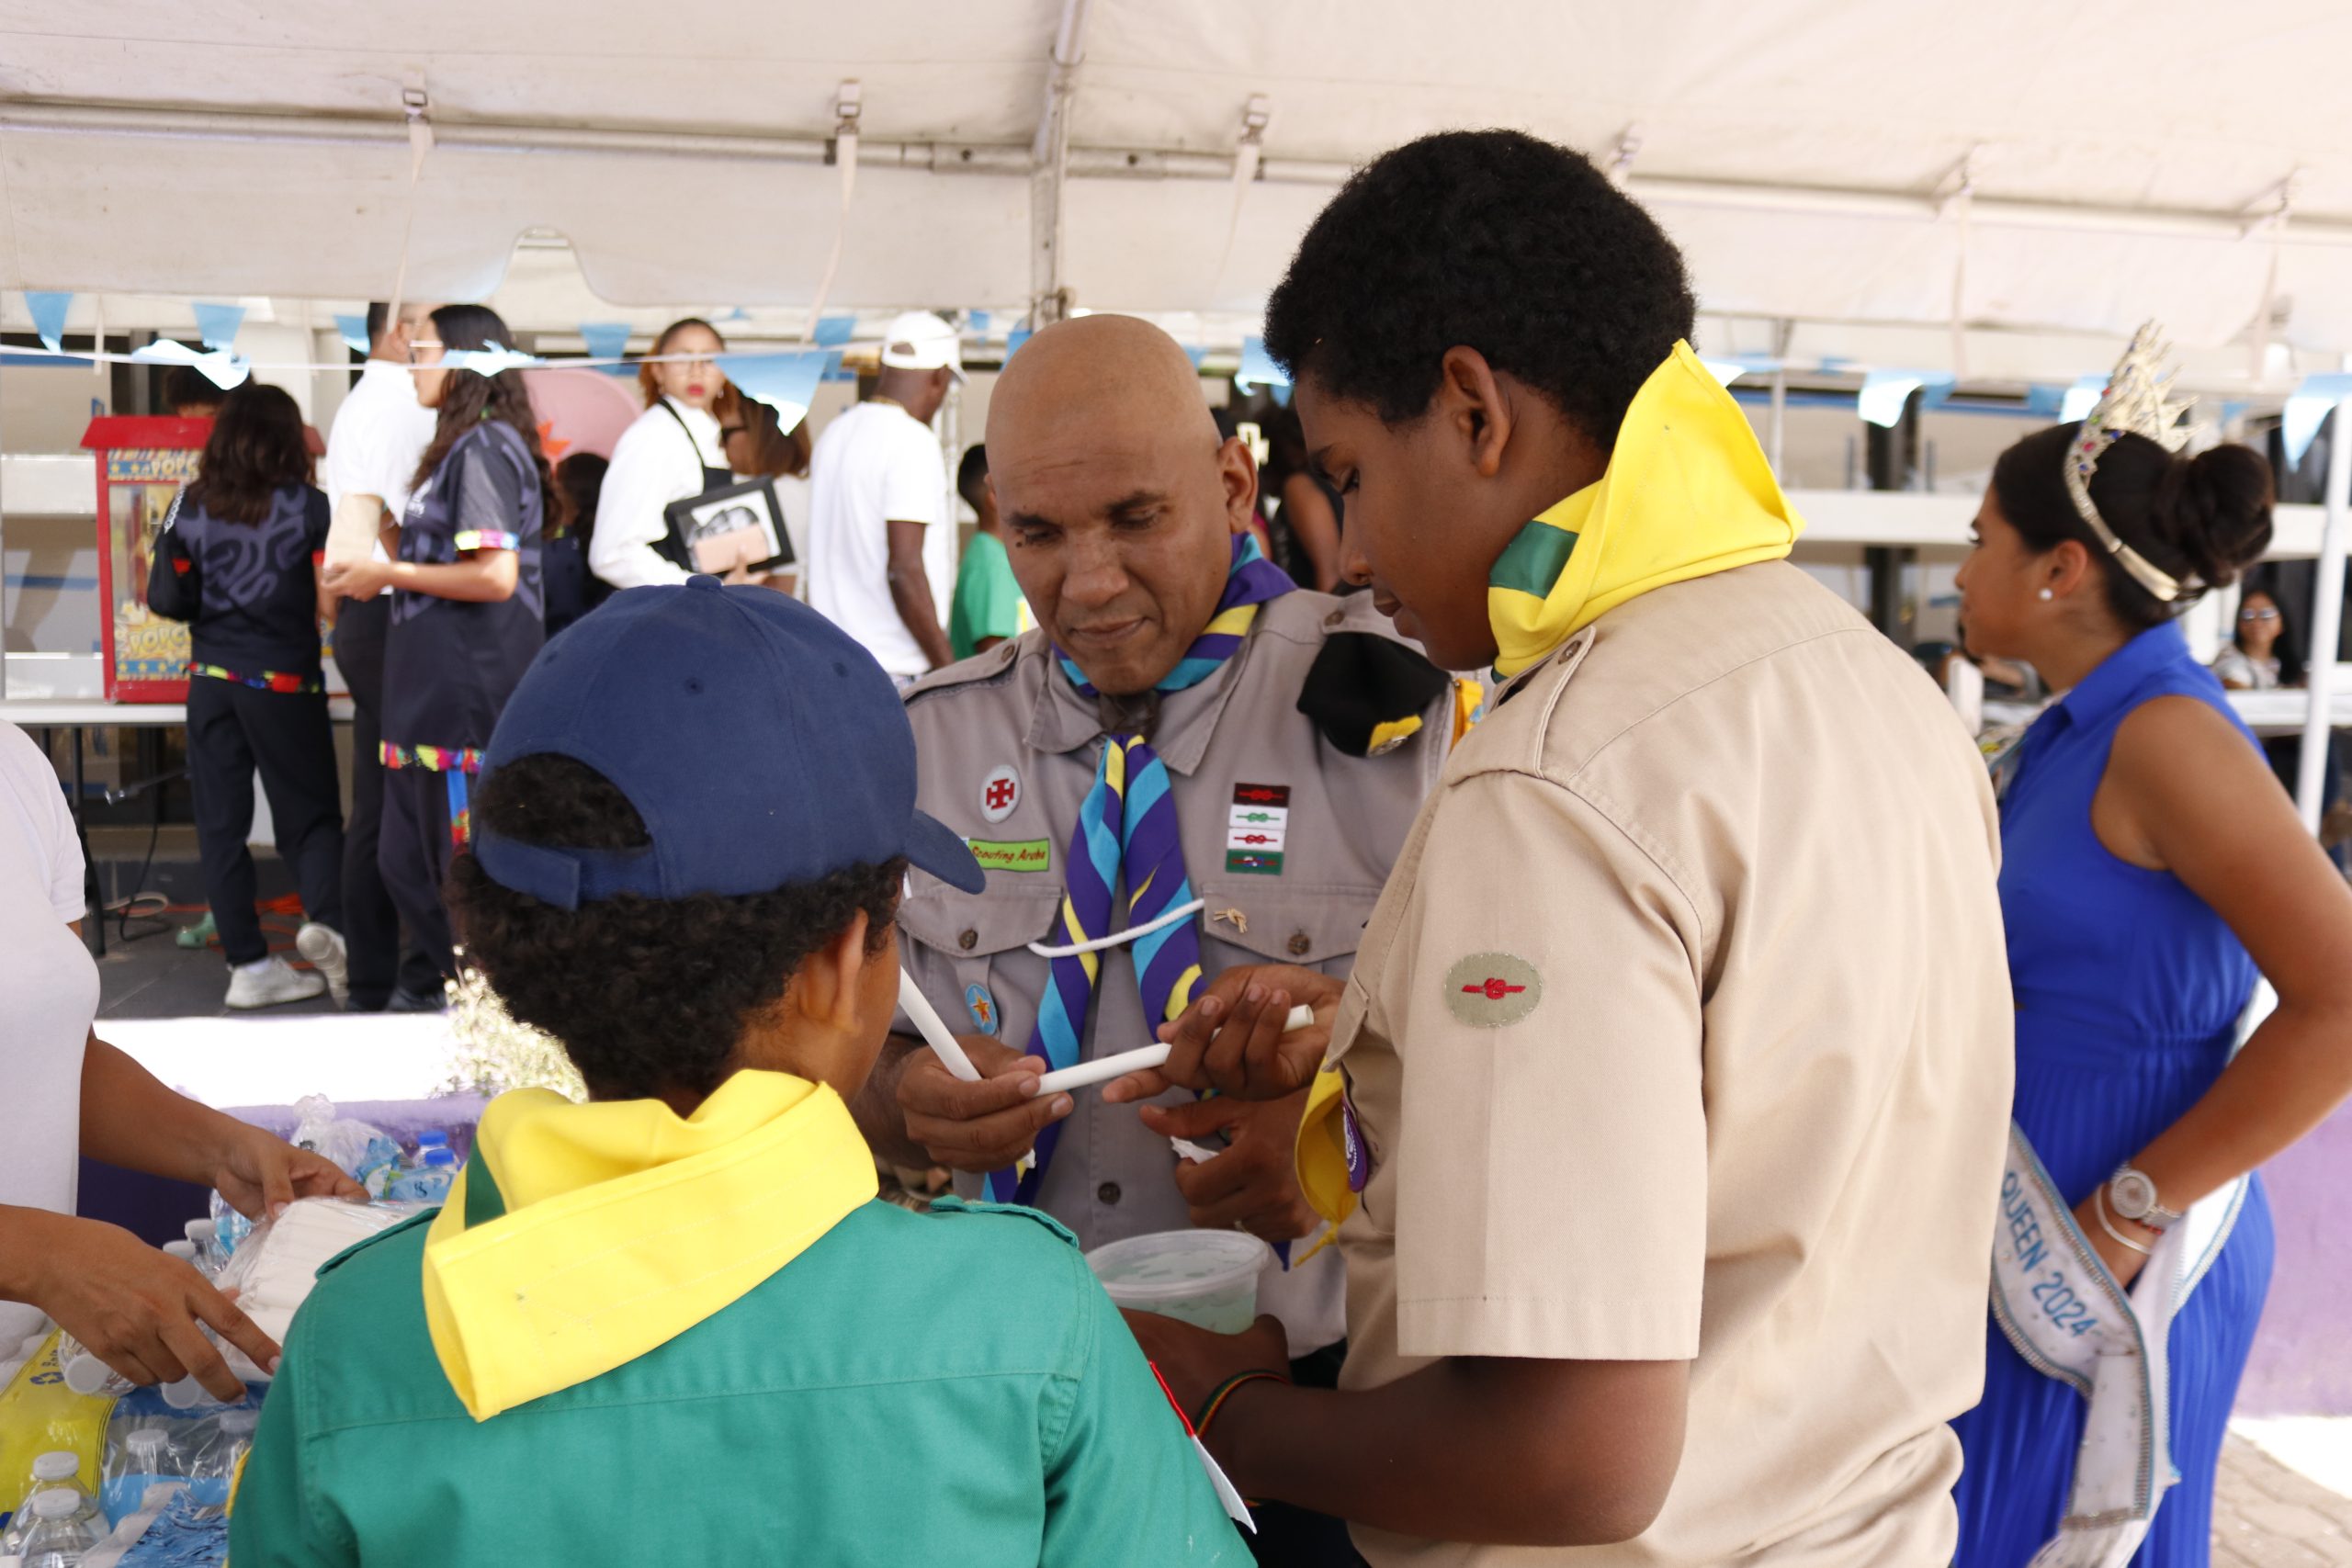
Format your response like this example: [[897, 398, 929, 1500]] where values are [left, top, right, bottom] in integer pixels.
[[979, 764, 1022, 824], [1442, 952, 1543, 1028], [1227, 783, 1289, 875]]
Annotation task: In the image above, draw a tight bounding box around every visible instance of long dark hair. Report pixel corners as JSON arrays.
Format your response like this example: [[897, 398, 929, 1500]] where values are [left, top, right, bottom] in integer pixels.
[[185, 382, 310, 525], [1991, 423, 2275, 632], [413, 304, 570, 531]]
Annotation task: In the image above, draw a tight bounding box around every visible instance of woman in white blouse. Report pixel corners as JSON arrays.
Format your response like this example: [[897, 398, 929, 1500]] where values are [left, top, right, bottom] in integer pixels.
[[588, 317, 732, 591], [0, 722, 361, 1400]]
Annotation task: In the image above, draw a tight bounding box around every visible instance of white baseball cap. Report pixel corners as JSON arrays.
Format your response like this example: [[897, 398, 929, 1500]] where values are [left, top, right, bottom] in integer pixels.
[[878, 310, 966, 383]]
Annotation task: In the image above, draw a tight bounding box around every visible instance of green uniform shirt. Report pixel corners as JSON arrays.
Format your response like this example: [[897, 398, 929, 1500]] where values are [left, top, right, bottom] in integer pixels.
[[230, 1199, 1243, 1566], [950, 530, 1026, 661]]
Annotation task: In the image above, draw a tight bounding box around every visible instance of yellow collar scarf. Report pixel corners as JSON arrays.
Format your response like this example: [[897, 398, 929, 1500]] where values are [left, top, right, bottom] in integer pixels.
[[1487, 341, 1805, 678], [423, 1069, 876, 1422]]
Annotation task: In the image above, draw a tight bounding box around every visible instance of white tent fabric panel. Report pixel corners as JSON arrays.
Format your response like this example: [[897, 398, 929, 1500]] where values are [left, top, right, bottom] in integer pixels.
[[1, 0, 2349, 365]]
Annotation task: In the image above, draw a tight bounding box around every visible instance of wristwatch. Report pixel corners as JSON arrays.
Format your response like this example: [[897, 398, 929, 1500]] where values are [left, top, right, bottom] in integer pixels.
[[2107, 1166, 2182, 1231]]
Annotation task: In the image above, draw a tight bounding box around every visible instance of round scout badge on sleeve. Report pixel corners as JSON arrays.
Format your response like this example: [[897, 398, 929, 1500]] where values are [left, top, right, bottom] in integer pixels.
[[965, 984, 1000, 1036], [1442, 952, 1544, 1028], [980, 764, 1022, 824]]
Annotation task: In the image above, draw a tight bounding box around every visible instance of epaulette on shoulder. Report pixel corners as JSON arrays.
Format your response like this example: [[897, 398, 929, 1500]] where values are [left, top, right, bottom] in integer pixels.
[[314, 1207, 438, 1278], [903, 636, 1027, 706], [1297, 628, 1451, 758], [922, 1194, 1079, 1248]]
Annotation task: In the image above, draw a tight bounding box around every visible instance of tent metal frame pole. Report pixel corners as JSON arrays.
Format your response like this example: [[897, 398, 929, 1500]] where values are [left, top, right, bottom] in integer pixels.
[[14, 101, 2352, 249], [2294, 399, 2351, 830], [1026, 0, 1092, 327]]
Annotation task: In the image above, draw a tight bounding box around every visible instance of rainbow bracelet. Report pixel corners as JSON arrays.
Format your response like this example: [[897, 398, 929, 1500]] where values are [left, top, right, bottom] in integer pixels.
[[1194, 1369, 1291, 1438]]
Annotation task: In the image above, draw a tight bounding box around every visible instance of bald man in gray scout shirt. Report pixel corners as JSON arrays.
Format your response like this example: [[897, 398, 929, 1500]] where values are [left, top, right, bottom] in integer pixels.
[[855, 316, 1455, 1383]]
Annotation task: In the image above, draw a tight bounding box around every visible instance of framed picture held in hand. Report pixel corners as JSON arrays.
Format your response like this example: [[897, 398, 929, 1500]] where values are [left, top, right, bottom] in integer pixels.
[[663, 477, 794, 579]]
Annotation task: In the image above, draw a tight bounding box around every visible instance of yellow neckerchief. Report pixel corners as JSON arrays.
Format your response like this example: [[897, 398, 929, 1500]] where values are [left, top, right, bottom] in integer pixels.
[[1292, 347, 1802, 1249], [1487, 341, 1804, 679], [423, 1069, 876, 1422]]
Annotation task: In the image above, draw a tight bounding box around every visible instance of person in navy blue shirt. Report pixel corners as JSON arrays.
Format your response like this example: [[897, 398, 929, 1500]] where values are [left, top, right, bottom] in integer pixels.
[[149, 381, 349, 1010], [322, 304, 559, 985]]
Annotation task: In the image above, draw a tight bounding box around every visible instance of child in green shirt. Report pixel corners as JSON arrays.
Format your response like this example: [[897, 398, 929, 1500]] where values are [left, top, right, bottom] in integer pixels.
[[949, 443, 1030, 660], [230, 580, 1238, 1565]]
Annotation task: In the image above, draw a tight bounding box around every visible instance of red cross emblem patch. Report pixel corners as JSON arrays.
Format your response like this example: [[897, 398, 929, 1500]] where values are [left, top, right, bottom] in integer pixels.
[[980, 764, 1021, 825]]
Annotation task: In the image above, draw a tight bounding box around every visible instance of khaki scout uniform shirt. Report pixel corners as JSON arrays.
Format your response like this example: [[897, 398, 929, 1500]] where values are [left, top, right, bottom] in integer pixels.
[[1329, 564, 2014, 1566], [899, 589, 1452, 1352]]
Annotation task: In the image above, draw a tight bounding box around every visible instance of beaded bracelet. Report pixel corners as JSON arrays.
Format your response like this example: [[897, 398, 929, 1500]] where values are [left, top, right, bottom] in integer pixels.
[[1195, 1369, 1291, 1438]]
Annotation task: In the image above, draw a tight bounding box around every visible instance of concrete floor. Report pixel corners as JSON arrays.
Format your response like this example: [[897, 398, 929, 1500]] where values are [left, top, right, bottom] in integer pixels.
[[85, 824, 342, 1021]]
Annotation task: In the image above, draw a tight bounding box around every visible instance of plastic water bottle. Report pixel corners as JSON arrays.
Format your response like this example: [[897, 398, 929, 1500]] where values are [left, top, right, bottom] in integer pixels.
[[100, 1429, 174, 1528], [187, 1410, 257, 1509], [183, 1219, 224, 1274], [55, 1336, 122, 1399], [354, 1134, 403, 1199], [208, 1190, 252, 1259], [213, 1409, 257, 1479], [386, 1147, 458, 1204], [14, 1486, 100, 1566], [0, 1452, 99, 1553]]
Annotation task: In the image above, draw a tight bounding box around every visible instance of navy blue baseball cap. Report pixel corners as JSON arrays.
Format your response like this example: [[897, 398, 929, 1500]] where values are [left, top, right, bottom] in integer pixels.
[[472, 577, 982, 908]]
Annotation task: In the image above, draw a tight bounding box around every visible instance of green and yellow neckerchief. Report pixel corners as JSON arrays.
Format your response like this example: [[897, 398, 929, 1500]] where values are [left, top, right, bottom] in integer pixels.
[[423, 1070, 875, 1422], [1487, 340, 1804, 679]]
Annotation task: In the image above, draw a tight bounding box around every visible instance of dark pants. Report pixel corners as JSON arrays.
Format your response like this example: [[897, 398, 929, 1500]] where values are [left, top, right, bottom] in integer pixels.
[[337, 596, 444, 1007], [1249, 1340, 1368, 1568], [379, 765, 466, 980], [185, 677, 344, 967]]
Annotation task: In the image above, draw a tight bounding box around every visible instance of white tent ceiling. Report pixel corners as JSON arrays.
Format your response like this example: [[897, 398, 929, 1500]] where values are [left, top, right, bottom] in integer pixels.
[[3, 1, 2351, 385]]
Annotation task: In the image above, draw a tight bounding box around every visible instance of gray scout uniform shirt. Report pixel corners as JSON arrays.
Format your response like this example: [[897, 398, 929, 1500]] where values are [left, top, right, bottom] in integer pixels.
[[898, 588, 1453, 1351]]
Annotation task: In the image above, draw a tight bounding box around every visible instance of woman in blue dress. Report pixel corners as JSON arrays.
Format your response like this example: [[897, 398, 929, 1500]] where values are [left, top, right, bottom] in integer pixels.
[[1950, 406, 2352, 1565]]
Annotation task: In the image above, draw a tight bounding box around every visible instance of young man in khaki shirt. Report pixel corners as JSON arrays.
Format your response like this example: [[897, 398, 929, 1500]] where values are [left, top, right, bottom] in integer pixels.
[[1114, 130, 2014, 1565]]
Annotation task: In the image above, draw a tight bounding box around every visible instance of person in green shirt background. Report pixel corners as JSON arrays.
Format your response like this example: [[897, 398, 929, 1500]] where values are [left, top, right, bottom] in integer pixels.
[[229, 579, 1239, 1566], [950, 442, 1032, 660]]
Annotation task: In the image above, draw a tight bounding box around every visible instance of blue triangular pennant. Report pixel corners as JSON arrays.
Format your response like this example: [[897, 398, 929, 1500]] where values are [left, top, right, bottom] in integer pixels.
[[579, 321, 630, 366], [333, 312, 370, 354], [713, 351, 831, 427], [25, 291, 73, 352], [191, 302, 245, 351], [814, 315, 855, 347]]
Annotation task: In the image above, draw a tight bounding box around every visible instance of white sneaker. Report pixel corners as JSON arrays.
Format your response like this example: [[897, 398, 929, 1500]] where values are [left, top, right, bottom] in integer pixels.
[[295, 923, 350, 1005], [225, 956, 328, 1010]]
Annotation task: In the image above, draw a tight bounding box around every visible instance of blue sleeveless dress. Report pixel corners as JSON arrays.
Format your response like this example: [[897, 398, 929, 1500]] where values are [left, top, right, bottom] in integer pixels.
[[1951, 620, 2275, 1567]]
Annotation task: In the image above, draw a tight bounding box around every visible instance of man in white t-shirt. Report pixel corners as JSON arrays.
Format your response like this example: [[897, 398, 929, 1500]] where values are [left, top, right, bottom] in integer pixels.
[[322, 299, 443, 1012], [808, 311, 961, 680]]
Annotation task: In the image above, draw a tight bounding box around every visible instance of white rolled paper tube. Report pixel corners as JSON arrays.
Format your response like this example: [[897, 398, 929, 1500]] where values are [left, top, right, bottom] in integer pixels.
[[898, 968, 982, 1083], [1031, 1003, 1317, 1096]]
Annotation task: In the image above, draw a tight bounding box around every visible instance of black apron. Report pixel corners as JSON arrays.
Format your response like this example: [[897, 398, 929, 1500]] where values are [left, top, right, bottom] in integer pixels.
[[652, 400, 735, 572]]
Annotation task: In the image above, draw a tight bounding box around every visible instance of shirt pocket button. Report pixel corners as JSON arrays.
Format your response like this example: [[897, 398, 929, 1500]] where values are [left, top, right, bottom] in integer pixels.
[[958, 929, 978, 951], [1288, 931, 1312, 956]]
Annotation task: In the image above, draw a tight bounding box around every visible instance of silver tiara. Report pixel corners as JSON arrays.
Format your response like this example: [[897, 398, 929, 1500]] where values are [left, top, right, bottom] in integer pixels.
[[2063, 321, 2195, 603]]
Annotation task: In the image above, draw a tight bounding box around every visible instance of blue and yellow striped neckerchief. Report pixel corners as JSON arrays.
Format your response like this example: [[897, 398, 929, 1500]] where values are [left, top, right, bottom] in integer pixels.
[[990, 534, 1295, 1204]]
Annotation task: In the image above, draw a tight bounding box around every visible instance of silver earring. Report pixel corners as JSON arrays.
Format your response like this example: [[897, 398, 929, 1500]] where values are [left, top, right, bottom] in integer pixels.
[[2037, 588, 2054, 601]]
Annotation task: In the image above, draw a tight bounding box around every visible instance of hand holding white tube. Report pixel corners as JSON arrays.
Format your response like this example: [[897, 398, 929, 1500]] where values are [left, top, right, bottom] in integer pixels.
[[1030, 1005, 1316, 1096], [899, 968, 982, 1083]]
